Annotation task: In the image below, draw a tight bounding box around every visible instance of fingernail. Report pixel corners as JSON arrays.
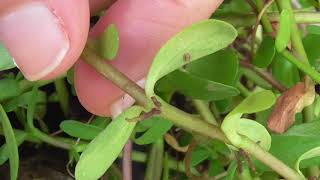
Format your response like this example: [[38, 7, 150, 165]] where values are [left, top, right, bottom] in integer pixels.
[[0, 2, 70, 80]]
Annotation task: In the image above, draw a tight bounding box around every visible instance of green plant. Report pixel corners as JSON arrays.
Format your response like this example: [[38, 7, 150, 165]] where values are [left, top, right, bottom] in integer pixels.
[[1, 0, 320, 180]]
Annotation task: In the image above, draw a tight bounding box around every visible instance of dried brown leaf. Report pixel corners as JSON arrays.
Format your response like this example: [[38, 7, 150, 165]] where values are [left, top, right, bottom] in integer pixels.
[[268, 80, 315, 133]]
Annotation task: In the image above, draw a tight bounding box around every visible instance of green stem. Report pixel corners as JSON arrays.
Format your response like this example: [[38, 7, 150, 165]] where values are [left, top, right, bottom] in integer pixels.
[[192, 99, 218, 125], [145, 139, 164, 180], [281, 50, 320, 83], [241, 68, 273, 90], [27, 86, 71, 150], [162, 153, 170, 180], [13, 108, 26, 129], [214, 11, 320, 27], [240, 61, 287, 92], [54, 78, 70, 116], [239, 136, 303, 180], [0, 127, 87, 150], [255, 0, 274, 33], [160, 102, 229, 143], [277, 1, 309, 64], [131, 151, 199, 175], [238, 163, 253, 180], [81, 46, 303, 180], [0, 104, 19, 180], [81, 47, 229, 143], [237, 82, 251, 97]]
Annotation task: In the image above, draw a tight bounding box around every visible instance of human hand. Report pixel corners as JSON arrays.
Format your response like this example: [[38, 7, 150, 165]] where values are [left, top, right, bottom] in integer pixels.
[[0, 0, 223, 116]]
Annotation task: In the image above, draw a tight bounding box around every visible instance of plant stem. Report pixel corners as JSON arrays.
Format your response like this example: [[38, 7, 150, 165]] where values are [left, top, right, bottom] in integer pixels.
[[277, 1, 309, 64], [54, 78, 70, 116], [241, 68, 273, 90], [81, 47, 150, 108], [214, 11, 320, 27], [145, 139, 164, 180], [81, 47, 229, 143], [192, 99, 218, 125], [123, 140, 133, 180], [14, 108, 26, 129], [27, 86, 72, 150], [255, 0, 274, 33], [160, 102, 229, 143], [162, 153, 170, 180], [0, 104, 19, 180], [245, 0, 259, 13], [281, 50, 320, 83], [240, 136, 303, 180], [240, 61, 287, 92], [81, 46, 303, 180], [237, 82, 251, 97], [238, 163, 253, 180]]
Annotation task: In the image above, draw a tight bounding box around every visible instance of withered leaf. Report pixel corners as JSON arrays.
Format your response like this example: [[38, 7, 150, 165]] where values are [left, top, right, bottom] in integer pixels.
[[268, 81, 315, 133]]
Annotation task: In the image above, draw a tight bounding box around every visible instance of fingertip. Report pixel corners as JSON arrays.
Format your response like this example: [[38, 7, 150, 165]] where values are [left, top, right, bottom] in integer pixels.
[[89, 0, 116, 16], [74, 60, 122, 116], [0, 0, 90, 81], [75, 0, 223, 116]]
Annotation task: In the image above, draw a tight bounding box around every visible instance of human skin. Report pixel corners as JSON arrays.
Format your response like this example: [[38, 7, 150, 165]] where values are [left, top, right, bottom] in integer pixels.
[[0, 0, 223, 117]]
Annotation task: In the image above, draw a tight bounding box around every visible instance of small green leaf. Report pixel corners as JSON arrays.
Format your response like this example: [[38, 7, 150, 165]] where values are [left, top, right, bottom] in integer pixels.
[[0, 105, 19, 180], [0, 42, 16, 71], [0, 79, 20, 102], [185, 49, 239, 85], [307, 25, 320, 35], [98, 24, 120, 60], [75, 106, 142, 180], [157, 70, 239, 101], [221, 90, 275, 150], [135, 117, 172, 145], [3, 90, 46, 112], [145, 19, 237, 98], [60, 120, 103, 140], [191, 146, 210, 166], [272, 52, 300, 88], [90, 116, 111, 129], [295, 146, 320, 178], [275, 9, 293, 52], [253, 36, 276, 68], [230, 90, 275, 116]]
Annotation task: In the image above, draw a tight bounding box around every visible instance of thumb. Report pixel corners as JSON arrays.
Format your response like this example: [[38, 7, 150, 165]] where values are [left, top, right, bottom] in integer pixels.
[[75, 0, 224, 116], [0, 0, 90, 81]]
